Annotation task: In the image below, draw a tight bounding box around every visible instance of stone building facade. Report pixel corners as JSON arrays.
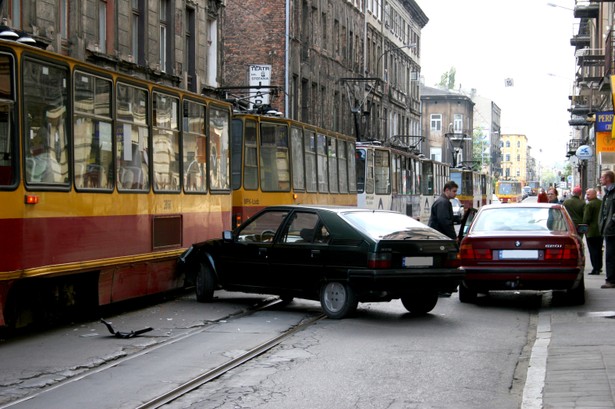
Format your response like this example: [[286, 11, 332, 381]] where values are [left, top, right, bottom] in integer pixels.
[[420, 85, 474, 168], [3, 0, 225, 98], [3, 0, 427, 141], [500, 133, 529, 182], [222, 0, 427, 142]]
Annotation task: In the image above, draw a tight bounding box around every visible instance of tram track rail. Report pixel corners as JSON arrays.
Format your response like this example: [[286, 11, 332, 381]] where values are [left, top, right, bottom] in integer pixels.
[[0, 297, 325, 409], [137, 312, 325, 409]]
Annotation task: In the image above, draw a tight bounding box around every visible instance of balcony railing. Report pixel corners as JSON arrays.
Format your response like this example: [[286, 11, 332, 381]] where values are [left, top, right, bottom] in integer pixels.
[[574, 1, 599, 18]]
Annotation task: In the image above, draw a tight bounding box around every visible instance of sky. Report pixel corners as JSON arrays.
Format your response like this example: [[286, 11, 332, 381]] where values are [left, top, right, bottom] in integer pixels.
[[416, 0, 577, 167]]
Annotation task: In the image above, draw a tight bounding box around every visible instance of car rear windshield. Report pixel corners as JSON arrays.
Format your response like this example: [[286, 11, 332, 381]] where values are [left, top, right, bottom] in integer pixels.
[[472, 207, 569, 232], [342, 211, 442, 239]]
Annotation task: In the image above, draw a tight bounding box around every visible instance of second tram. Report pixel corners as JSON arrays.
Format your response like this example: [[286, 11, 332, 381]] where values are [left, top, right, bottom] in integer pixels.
[[355, 142, 449, 223], [495, 180, 524, 203], [231, 113, 357, 226]]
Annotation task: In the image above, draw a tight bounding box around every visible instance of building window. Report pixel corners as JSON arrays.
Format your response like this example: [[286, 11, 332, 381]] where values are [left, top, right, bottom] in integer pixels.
[[99, 0, 107, 52], [159, 0, 169, 72], [59, 0, 68, 37], [517, 140, 521, 148], [430, 114, 441, 131], [453, 114, 463, 132], [505, 154, 510, 161], [505, 141, 510, 147], [10, 0, 21, 29], [132, 0, 145, 65], [185, 7, 196, 92]]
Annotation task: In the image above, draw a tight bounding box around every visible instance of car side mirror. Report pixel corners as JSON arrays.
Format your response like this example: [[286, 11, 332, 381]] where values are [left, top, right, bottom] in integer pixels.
[[223, 230, 234, 242], [577, 224, 589, 235]]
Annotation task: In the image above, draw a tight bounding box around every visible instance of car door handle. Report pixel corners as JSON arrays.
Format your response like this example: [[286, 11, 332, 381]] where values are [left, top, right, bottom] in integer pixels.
[[310, 250, 320, 258], [258, 248, 268, 258]]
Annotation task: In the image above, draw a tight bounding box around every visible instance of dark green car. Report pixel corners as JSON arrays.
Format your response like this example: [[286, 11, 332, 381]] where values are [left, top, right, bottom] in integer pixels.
[[179, 205, 463, 319]]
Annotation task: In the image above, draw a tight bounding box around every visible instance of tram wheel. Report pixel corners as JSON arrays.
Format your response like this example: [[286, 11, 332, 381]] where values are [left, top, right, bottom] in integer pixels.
[[195, 262, 216, 303]]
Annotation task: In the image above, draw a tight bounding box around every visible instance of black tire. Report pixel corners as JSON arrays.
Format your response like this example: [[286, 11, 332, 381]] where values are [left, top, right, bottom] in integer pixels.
[[195, 262, 216, 303], [320, 282, 358, 319], [278, 295, 294, 306], [567, 277, 586, 305], [458, 283, 478, 303], [401, 291, 438, 315]]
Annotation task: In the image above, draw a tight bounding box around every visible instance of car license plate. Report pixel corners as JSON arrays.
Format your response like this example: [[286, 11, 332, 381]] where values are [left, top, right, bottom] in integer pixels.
[[403, 257, 433, 268], [499, 250, 539, 260]]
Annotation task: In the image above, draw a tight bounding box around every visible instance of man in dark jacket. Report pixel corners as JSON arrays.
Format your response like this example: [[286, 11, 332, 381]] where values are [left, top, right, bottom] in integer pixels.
[[599, 170, 615, 288], [428, 180, 458, 240], [563, 186, 585, 228], [584, 188, 602, 275]]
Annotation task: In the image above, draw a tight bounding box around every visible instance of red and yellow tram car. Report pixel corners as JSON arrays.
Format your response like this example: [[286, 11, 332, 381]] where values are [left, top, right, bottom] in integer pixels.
[[230, 113, 357, 226], [0, 41, 232, 327]]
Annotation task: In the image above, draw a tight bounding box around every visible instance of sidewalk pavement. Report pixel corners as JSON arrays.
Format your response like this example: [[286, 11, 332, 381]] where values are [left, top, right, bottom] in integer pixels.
[[530, 260, 615, 408]]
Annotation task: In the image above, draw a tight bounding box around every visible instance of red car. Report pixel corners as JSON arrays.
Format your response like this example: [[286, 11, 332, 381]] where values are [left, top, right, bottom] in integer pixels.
[[457, 203, 587, 304]]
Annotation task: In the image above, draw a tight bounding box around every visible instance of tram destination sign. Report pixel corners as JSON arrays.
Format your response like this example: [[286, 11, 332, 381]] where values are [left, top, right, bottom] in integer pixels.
[[248, 64, 271, 108]]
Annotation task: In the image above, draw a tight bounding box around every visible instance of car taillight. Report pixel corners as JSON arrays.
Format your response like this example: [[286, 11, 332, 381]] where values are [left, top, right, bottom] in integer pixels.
[[368, 252, 392, 268], [443, 251, 461, 268], [459, 243, 492, 260], [545, 244, 578, 260]]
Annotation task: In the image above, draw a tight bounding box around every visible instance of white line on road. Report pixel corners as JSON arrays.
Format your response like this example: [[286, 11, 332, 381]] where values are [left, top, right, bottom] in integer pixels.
[[521, 311, 551, 409]]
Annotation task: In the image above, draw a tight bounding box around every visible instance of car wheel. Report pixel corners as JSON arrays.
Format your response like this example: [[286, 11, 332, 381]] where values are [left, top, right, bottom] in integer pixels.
[[401, 291, 438, 315], [195, 262, 216, 303], [567, 277, 586, 305], [320, 282, 358, 319], [458, 283, 478, 303]]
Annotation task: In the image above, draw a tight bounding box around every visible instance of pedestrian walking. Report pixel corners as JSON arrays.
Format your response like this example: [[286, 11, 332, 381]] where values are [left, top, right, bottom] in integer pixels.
[[537, 188, 548, 203], [428, 180, 458, 241], [599, 170, 615, 288], [563, 186, 585, 228], [584, 188, 603, 275], [547, 187, 559, 203]]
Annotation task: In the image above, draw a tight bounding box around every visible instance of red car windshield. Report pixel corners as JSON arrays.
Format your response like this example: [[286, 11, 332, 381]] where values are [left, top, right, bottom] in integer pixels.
[[472, 207, 569, 233]]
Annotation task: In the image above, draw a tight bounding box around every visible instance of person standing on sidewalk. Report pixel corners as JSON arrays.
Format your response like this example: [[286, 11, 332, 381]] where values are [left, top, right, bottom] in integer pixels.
[[584, 188, 603, 275], [599, 170, 615, 288], [547, 187, 559, 203], [563, 186, 586, 229], [428, 180, 458, 241]]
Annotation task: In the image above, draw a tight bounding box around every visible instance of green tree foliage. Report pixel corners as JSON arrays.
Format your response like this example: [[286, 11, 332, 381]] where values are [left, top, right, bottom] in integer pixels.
[[438, 67, 456, 90]]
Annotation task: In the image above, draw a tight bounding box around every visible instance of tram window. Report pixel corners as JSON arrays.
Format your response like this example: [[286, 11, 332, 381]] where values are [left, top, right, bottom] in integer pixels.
[[347, 142, 356, 193], [0, 54, 15, 187], [209, 106, 230, 191], [327, 137, 338, 193], [116, 83, 149, 191], [74, 71, 113, 190], [0, 104, 14, 186], [355, 148, 366, 194], [365, 149, 374, 194], [153, 92, 180, 192], [304, 131, 317, 192], [183, 100, 206, 193], [243, 120, 258, 190], [374, 149, 390, 195], [260, 122, 289, 192], [230, 118, 242, 190], [23, 58, 69, 186], [392, 154, 400, 195], [338, 140, 348, 194], [290, 126, 304, 190], [421, 161, 434, 195], [316, 134, 328, 192]]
